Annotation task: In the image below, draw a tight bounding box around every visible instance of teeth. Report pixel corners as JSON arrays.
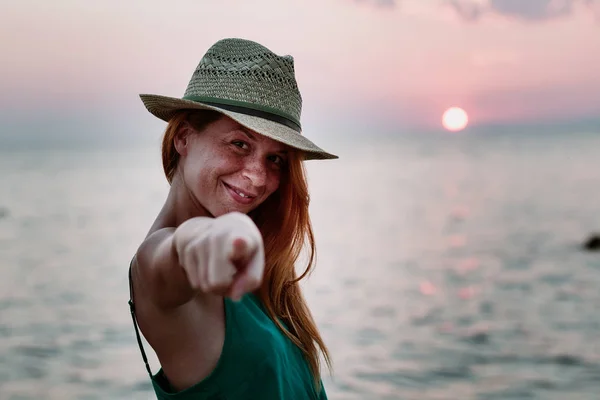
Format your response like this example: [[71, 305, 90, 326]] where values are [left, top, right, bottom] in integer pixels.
[[236, 190, 248, 198]]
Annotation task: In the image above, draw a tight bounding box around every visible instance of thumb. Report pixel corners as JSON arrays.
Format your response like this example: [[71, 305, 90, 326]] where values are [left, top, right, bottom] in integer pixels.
[[228, 275, 247, 302]]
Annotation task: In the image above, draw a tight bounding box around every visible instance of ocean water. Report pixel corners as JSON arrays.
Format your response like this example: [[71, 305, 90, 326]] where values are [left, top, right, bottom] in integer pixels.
[[1, 131, 599, 399]]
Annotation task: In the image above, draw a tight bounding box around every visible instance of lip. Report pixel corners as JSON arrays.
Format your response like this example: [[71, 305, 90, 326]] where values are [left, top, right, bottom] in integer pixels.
[[222, 181, 257, 205]]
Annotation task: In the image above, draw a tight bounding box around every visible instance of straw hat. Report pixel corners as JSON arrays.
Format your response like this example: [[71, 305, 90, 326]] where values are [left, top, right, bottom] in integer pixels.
[[140, 38, 337, 160]]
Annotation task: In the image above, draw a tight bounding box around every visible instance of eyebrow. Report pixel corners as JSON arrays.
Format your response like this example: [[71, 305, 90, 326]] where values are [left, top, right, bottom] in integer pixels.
[[240, 128, 257, 141], [240, 128, 289, 155]]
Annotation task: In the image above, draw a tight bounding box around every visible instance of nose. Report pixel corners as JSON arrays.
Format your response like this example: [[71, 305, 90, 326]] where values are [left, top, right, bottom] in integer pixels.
[[242, 158, 267, 188]]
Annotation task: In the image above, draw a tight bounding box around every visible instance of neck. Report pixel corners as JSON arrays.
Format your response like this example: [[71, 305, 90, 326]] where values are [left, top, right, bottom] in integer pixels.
[[148, 171, 211, 235]]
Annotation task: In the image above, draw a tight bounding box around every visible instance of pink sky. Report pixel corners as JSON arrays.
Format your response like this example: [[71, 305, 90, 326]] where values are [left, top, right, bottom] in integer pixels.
[[1, 0, 599, 133]]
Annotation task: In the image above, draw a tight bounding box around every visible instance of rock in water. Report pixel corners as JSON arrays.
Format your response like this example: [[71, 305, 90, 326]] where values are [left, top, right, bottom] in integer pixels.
[[583, 234, 600, 251]]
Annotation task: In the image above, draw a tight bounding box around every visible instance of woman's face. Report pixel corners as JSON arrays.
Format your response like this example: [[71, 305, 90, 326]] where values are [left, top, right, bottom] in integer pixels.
[[176, 116, 289, 217]]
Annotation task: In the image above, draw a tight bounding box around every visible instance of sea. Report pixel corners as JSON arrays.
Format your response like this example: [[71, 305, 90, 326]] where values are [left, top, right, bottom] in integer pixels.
[[1, 130, 599, 399]]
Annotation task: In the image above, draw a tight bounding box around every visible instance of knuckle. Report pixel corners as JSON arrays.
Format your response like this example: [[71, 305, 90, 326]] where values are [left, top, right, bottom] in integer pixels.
[[198, 279, 209, 293]]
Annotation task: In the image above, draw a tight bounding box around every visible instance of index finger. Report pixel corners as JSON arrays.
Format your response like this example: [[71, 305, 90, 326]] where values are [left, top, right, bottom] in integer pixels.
[[229, 249, 264, 300], [229, 237, 249, 262]]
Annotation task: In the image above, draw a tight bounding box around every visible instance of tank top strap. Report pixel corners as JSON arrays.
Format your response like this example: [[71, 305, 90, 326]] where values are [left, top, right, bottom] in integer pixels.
[[128, 258, 153, 379]]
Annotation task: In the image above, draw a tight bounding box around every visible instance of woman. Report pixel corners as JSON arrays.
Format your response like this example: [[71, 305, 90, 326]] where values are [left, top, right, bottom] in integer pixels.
[[128, 38, 338, 400]]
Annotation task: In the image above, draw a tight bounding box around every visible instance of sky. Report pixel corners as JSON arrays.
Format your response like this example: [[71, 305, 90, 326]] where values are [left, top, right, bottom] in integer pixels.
[[1, 0, 599, 145]]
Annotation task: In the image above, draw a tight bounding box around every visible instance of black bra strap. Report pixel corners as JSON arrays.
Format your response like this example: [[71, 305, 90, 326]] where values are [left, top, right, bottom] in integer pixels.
[[128, 260, 153, 378]]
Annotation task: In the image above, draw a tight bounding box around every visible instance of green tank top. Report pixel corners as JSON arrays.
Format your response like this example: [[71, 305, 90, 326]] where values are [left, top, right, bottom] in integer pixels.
[[128, 267, 327, 400]]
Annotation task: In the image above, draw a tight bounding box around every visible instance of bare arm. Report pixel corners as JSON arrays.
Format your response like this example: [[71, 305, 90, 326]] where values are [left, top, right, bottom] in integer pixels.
[[129, 212, 265, 390], [133, 213, 263, 310], [133, 217, 215, 309]]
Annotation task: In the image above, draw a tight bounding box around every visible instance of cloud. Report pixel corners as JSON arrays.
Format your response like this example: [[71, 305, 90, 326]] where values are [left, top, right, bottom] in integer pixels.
[[489, 0, 575, 20], [352, 0, 398, 9], [446, 0, 485, 21], [447, 0, 597, 22]]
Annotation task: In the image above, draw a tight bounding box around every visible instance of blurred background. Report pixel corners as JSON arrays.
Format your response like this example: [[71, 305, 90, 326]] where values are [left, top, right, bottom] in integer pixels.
[[1, 0, 600, 399]]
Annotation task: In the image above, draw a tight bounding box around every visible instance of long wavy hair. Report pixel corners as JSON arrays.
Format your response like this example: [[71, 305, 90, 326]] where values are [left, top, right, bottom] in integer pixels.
[[161, 110, 332, 387]]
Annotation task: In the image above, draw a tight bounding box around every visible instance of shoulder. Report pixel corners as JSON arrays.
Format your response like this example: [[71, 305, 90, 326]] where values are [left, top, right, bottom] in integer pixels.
[[136, 227, 176, 266]]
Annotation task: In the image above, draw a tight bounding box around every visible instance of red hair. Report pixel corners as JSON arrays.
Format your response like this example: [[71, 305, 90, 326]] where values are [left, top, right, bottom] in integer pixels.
[[161, 110, 332, 387]]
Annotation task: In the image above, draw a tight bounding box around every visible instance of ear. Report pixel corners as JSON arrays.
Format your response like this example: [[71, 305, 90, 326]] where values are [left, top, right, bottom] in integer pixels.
[[173, 122, 193, 157]]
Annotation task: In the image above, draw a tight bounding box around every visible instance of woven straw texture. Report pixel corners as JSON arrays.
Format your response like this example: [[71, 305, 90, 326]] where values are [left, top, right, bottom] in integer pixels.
[[185, 39, 302, 125], [140, 38, 337, 160]]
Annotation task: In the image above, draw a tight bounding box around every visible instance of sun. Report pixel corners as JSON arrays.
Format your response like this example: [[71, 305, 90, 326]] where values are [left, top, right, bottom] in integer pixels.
[[442, 107, 469, 132]]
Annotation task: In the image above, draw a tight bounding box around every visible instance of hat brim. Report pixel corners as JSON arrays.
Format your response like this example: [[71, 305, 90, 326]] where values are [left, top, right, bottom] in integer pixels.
[[139, 94, 338, 160]]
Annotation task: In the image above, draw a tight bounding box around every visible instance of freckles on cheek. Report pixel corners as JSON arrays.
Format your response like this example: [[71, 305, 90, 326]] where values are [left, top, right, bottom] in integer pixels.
[[268, 172, 282, 194], [217, 152, 244, 174]]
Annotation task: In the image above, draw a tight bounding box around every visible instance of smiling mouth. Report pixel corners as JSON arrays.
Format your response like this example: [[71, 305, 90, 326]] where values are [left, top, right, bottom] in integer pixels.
[[223, 182, 257, 201]]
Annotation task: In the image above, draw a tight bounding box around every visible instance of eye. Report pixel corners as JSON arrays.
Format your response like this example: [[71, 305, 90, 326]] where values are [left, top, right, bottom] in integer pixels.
[[267, 154, 286, 167], [232, 140, 249, 150]]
